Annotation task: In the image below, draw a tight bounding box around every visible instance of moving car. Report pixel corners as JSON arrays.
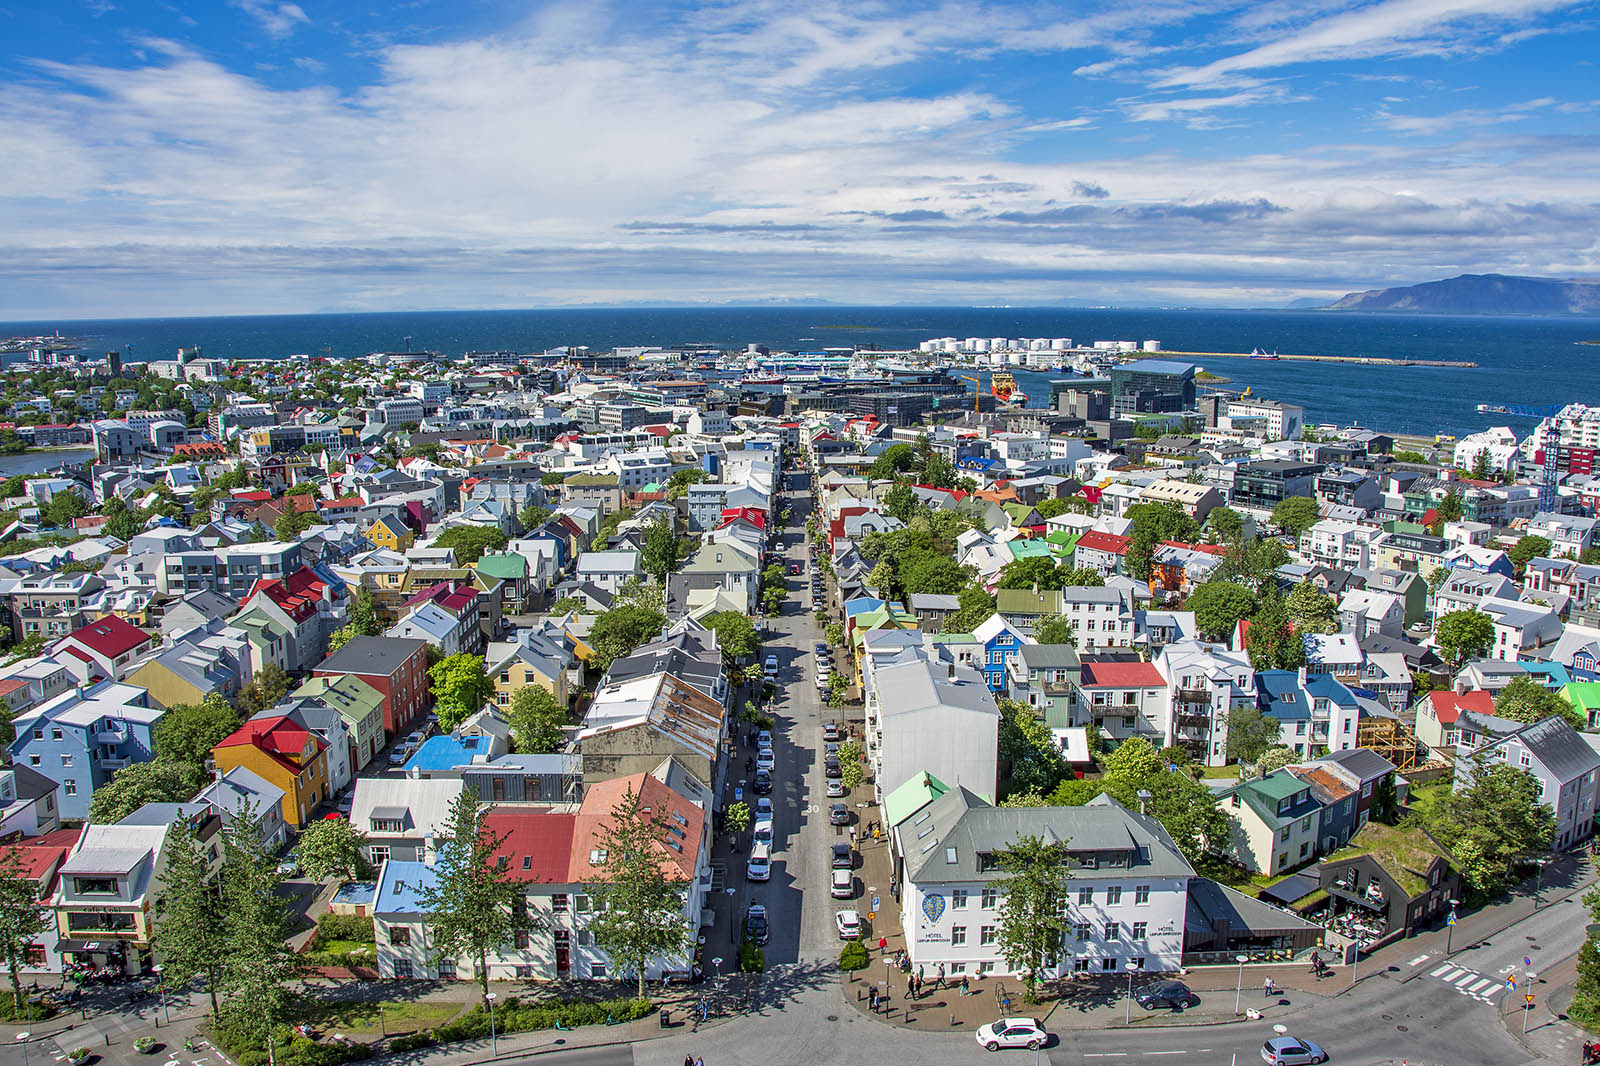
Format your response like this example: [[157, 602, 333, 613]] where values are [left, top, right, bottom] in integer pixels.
[[763, 654, 779, 673], [829, 802, 850, 826], [835, 910, 862, 939], [743, 903, 770, 945], [826, 778, 846, 797], [1260, 1037, 1327, 1065], [975, 1018, 1049, 1052], [746, 844, 772, 882], [1135, 980, 1194, 1010], [832, 843, 854, 869], [831, 869, 855, 899]]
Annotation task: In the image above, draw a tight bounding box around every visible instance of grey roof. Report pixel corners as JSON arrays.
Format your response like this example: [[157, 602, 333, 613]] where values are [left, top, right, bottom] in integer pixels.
[[1018, 643, 1082, 670], [906, 788, 1193, 884], [908, 593, 960, 611], [116, 802, 209, 826], [877, 657, 1000, 719], [1317, 748, 1396, 782], [5, 764, 59, 802], [1516, 715, 1600, 784], [317, 635, 428, 676], [1191, 877, 1324, 930]]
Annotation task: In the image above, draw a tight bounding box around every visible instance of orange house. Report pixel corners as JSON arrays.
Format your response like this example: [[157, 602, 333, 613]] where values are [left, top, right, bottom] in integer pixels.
[[211, 713, 330, 829]]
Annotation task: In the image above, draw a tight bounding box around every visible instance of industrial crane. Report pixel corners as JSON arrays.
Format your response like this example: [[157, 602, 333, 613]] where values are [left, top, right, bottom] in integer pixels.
[[958, 374, 981, 415]]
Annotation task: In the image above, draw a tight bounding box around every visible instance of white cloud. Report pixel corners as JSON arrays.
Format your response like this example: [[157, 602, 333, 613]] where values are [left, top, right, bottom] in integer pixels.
[[228, 0, 310, 39]]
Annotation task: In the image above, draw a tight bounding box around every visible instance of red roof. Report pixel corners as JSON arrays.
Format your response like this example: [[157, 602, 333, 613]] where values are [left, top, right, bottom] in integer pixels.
[[569, 773, 703, 882], [485, 810, 577, 883], [1079, 661, 1165, 688], [1423, 689, 1495, 725], [60, 615, 152, 659], [1076, 530, 1131, 555], [718, 507, 766, 530], [0, 678, 29, 698], [233, 490, 272, 503], [1164, 540, 1227, 557], [247, 566, 333, 624], [0, 828, 82, 885], [402, 579, 478, 614], [214, 714, 326, 775]]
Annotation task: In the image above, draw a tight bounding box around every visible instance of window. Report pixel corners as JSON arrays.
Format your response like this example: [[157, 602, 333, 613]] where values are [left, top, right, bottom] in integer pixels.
[[52, 728, 62, 740], [575, 894, 591, 913], [1073, 958, 1091, 973], [1104, 921, 1119, 941], [73, 877, 117, 895], [951, 926, 967, 946], [552, 894, 569, 912], [513, 930, 529, 949], [1132, 921, 1148, 939], [1078, 886, 1093, 905], [945, 847, 958, 864], [369, 846, 390, 865], [60, 754, 72, 767], [1130, 956, 1146, 969], [394, 960, 413, 978], [951, 889, 968, 909], [1299, 842, 1310, 858], [1134, 885, 1150, 905], [1106, 886, 1122, 905], [1101, 957, 1116, 972], [978, 961, 996, 974], [980, 925, 996, 946], [1075, 921, 1092, 940], [980, 888, 998, 909], [64, 781, 77, 797], [388, 926, 411, 946], [27, 755, 39, 767]]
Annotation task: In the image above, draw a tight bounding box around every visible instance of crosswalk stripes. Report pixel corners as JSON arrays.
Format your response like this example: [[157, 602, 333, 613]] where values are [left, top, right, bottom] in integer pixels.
[[1427, 962, 1507, 1003]]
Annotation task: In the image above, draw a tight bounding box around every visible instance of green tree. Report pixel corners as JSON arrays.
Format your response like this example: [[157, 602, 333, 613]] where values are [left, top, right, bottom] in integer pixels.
[[102, 496, 144, 541], [1509, 534, 1552, 577], [992, 834, 1073, 998], [1246, 591, 1308, 671], [663, 468, 709, 500], [898, 552, 970, 596], [998, 556, 1067, 590], [152, 817, 227, 1015], [587, 787, 695, 998], [246, 520, 272, 543], [867, 443, 915, 480], [640, 519, 679, 583], [828, 673, 848, 707], [216, 813, 298, 1063], [327, 623, 357, 653], [1436, 610, 1494, 667], [1429, 756, 1555, 900], [839, 740, 864, 791], [702, 611, 759, 665], [432, 525, 509, 564], [1285, 581, 1338, 635], [1269, 496, 1320, 537], [1187, 581, 1258, 642], [0, 847, 47, 1018], [614, 576, 666, 615], [518, 503, 552, 531], [1102, 736, 1162, 787], [346, 585, 381, 636], [1433, 490, 1463, 525], [1206, 506, 1245, 544], [429, 653, 494, 731], [273, 511, 313, 541], [725, 801, 751, 836], [152, 693, 240, 770], [41, 489, 89, 530], [1226, 704, 1281, 764], [235, 662, 291, 717], [1061, 567, 1105, 587], [922, 451, 957, 489], [89, 760, 201, 824], [943, 584, 996, 633], [293, 816, 371, 882], [824, 622, 845, 646], [1494, 675, 1584, 729], [1033, 615, 1076, 646], [421, 786, 537, 996], [997, 697, 1067, 799], [508, 685, 568, 754], [1255, 745, 1298, 775], [589, 605, 667, 672], [882, 482, 919, 523], [550, 596, 589, 615]]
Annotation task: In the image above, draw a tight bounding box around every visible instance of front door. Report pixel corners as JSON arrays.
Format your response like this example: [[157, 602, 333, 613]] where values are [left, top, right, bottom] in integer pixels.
[[555, 947, 570, 975], [492, 777, 506, 802]]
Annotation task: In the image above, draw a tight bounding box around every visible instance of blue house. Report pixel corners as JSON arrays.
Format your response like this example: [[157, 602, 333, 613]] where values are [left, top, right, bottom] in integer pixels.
[[970, 614, 1030, 692], [1255, 670, 1362, 758], [8, 681, 165, 821]]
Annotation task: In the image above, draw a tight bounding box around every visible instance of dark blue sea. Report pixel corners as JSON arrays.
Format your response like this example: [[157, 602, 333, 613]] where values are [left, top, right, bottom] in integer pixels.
[[2, 306, 1597, 436]]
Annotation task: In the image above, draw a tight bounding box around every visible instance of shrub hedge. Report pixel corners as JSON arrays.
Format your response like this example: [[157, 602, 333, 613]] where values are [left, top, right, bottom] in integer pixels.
[[394, 997, 653, 1050], [839, 942, 871, 971], [315, 913, 375, 942]]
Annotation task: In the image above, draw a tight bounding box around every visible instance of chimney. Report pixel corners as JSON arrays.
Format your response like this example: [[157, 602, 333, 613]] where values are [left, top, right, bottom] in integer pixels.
[[423, 832, 436, 868], [1136, 789, 1152, 816]]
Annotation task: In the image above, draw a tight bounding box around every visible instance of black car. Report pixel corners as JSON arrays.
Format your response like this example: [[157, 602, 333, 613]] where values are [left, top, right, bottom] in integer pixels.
[[1135, 980, 1194, 1011], [752, 769, 773, 794], [832, 842, 854, 869], [743, 903, 770, 945], [824, 757, 842, 779]]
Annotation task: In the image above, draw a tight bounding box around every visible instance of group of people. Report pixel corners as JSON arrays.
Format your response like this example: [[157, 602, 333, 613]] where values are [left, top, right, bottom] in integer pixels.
[[682, 1055, 706, 1066]]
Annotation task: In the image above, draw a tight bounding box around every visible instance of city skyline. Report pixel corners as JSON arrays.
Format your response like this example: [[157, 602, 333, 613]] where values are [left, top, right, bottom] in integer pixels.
[[2, 0, 1598, 317]]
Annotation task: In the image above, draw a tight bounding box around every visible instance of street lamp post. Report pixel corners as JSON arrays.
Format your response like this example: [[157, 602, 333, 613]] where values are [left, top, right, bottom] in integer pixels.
[[485, 992, 497, 1056], [1234, 954, 1249, 1016], [153, 965, 170, 1025], [1445, 899, 1461, 955], [1535, 858, 1550, 907], [17, 1032, 29, 1066], [1124, 961, 1139, 1025], [378, 1006, 385, 1038]]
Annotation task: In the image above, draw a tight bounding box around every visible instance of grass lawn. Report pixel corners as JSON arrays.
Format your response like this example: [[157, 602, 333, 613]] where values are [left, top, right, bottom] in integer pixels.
[[303, 1000, 463, 1036], [1199, 764, 1243, 780], [313, 937, 375, 956]]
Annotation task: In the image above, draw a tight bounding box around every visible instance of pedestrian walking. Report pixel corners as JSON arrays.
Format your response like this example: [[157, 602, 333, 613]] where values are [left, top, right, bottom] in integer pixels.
[[960, 975, 971, 997], [868, 987, 878, 1012], [935, 963, 945, 990], [695, 1058, 705, 1066], [685, 1056, 695, 1066], [1263, 976, 1274, 998], [878, 936, 888, 956]]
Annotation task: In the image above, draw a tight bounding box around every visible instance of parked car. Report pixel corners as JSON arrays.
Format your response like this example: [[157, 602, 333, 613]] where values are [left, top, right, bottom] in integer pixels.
[[756, 749, 776, 772], [746, 844, 772, 882], [829, 802, 850, 826], [753, 769, 773, 794], [275, 858, 299, 877], [757, 730, 774, 750], [753, 820, 773, 849], [1260, 1037, 1326, 1065], [975, 1018, 1049, 1052], [1135, 980, 1195, 1011], [743, 902, 770, 945], [826, 778, 846, 797], [405, 730, 425, 749], [822, 722, 841, 742], [824, 756, 842, 778], [835, 910, 862, 940], [831, 869, 855, 899], [832, 843, 854, 869], [388, 744, 413, 765], [755, 797, 773, 820], [764, 654, 779, 673]]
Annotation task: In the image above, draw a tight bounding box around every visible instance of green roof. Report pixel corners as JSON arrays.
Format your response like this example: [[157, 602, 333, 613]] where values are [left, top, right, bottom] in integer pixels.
[[1248, 769, 1307, 802], [1324, 822, 1449, 897], [291, 675, 385, 726], [563, 473, 619, 487], [884, 772, 950, 829], [1002, 502, 1039, 525], [475, 553, 528, 580], [1007, 539, 1052, 560], [1561, 682, 1600, 711], [995, 588, 1056, 615], [1044, 529, 1081, 547]]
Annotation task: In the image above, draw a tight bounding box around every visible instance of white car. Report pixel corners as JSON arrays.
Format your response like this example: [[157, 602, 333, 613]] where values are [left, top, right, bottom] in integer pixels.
[[764, 655, 779, 673], [755, 749, 776, 772], [826, 778, 846, 797], [830, 869, 854, 899], [753, 819, 773, 849], [835, 910, 862, 939], [975, 1018, 1049, 1052], [746, 844, 772, 882], [757, 730, 774, 750]]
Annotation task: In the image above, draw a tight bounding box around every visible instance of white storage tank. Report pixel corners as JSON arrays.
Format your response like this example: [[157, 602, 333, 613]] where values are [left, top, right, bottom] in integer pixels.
[[1143, 340, 1162, 351], [1052, 338, 1072, 350]]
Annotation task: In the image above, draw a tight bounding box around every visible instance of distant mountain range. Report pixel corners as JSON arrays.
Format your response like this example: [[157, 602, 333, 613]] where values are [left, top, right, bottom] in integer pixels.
[[1324, 273, 1600, 314]]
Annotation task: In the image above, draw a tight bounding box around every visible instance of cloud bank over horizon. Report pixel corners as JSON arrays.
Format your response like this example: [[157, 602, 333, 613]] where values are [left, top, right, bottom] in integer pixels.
[[1, 0, 1597, 318]]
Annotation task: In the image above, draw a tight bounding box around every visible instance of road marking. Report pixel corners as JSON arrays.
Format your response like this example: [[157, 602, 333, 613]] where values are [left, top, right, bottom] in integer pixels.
[[1430, 963, 1454, 978], [1083, 1054, 1128, 1058], [1452, 971, 1478, 987], [1466, 978, 1493, 994], [1409, 953, 1431, 966], [1144, 1052, 1188, 1056]]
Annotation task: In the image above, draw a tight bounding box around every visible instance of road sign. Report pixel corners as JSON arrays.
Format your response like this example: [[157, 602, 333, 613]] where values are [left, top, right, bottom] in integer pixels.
[[1447, 914, 1456, 926], [867, 911, 876, 920], [1507, 977, 1517, 991], [1527, 994, 1536, 1004], [1525, 956, 1533, 967], [872, 895, 881, 911]]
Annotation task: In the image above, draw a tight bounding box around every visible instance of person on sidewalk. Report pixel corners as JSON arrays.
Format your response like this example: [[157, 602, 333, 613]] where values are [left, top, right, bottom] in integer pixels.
[[685, 1056, 695, 1066], [1263, 975, 1277, 998], [935, 964, 945, 990]]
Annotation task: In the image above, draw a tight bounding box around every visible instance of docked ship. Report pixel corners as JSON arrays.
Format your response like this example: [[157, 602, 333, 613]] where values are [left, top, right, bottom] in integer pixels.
[[991, 372, 1028, 406]]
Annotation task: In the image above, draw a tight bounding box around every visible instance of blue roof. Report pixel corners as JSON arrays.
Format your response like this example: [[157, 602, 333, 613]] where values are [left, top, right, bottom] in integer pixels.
[[1257, 670, 1356, 721], [1117, 359, 1196, 375], [373, 860, 437, 916], [331, 881, 376, 906], [843, 597, 888, 618], [1519, 660, 1573, 687], [404, 734, 490, 773]]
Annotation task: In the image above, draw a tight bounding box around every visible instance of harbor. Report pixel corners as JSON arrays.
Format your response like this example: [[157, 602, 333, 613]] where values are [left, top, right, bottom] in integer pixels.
[[1163, 349, 1479, 368]]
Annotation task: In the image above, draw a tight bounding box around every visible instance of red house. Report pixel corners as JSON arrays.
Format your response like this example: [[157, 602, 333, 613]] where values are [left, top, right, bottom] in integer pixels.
[[313, 635, 432, 739], [50, 616, 155, 683]]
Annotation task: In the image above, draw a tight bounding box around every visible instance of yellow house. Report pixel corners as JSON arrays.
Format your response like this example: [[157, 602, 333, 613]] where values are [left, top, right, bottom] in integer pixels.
[[367, 517, 415, 552], [488, 639, 571, 712], [211, 713, 330, 829], [125, 645, 233, 710]]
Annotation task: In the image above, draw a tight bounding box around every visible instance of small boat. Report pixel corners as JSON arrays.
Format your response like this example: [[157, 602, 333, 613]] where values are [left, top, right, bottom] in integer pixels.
[[1250, 347, 1279, 360]]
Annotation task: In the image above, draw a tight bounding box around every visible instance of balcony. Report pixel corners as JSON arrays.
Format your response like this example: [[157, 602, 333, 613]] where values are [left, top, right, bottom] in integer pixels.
[[1177, 688, 1212, 703]]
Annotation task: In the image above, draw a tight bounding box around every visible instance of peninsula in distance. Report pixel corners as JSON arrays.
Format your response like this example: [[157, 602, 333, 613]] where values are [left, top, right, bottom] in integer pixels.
[[1325, 273, 1600, 315]]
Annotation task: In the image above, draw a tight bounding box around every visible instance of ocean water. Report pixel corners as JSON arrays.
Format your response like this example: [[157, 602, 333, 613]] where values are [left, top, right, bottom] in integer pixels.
[[1, 307, 1597, 436]]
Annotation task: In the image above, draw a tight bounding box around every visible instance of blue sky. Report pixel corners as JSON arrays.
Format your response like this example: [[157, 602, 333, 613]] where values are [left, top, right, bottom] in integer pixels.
[[2, 0, 1597, 317]]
